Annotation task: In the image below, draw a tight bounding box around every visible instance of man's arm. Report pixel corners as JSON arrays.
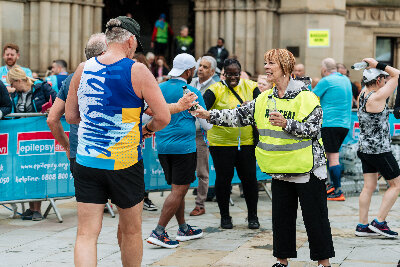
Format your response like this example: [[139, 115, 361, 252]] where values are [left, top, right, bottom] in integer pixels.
[[47, 98, 70, 159], [65, 63, 85, 124], [131, 62, 170, 135]]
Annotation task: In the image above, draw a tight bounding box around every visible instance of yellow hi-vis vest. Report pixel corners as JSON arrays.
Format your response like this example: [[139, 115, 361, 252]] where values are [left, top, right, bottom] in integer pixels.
[[254, 89, 322, 174], [208, 79, 258, 146]]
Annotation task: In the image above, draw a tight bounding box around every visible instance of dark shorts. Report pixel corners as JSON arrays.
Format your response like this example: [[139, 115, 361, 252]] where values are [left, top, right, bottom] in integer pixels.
[[70, 157, 76, 175], [158, 152, 197, 185], [357, 151, 400, 180], [73, 160, 145, 209], [321, 127, 349, 153]]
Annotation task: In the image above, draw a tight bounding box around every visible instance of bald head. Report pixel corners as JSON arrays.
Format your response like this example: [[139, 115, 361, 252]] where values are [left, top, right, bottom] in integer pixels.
[[321, 58, 337, 77], [293, 63, 305, 77], [85, 33, 107, 60]]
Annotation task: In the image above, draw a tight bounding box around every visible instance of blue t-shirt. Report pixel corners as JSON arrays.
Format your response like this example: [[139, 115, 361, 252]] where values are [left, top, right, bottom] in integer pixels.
[[57, 73, 78, 159], [0, 65, 33, 86], [46, 74, 69, 93], [313, 72, 352, 129], [156, 78, 206, 154]]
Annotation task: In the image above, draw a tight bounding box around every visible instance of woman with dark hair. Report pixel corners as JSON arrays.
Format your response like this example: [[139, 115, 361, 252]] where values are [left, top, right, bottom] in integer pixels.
[[152, 55, 170, 83], [202, 58, 261, 229], [196, 49, 334, 267]]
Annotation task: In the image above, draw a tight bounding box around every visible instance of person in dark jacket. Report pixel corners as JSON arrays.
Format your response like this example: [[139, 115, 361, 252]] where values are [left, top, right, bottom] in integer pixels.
[[7, 66, 56, 114], [207, 38, 229, 70], [392, 77, 400, 119], [0, 80, 12, 119]]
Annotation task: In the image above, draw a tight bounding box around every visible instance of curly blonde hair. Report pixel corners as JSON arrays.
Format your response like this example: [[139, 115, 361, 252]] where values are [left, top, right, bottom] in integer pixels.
[[6, 66, 36, 86], [264, 49, 296, 76]]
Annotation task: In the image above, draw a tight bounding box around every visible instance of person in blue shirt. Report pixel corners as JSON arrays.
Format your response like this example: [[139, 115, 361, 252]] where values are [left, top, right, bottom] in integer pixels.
[[0, 43, 33, 93], [147, 53, 205, 249], [45, 59, 69, 93], [313, 57, 352, 201]]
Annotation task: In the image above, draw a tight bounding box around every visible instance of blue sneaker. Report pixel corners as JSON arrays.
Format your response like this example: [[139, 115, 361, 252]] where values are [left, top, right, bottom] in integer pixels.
[[355, 224, 379, 237], [147, 230, 179, 248], [176, 224, 203, 241], [369, 219, 398, 238]]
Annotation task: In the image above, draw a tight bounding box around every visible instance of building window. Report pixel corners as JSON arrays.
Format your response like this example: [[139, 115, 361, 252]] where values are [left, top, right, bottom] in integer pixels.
[[375, 37, 395, 66]]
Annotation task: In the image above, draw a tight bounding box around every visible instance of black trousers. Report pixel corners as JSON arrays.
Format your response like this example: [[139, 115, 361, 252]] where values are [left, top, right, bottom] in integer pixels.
[[272, 174, 335, 261], [209, 145, 258, 218]]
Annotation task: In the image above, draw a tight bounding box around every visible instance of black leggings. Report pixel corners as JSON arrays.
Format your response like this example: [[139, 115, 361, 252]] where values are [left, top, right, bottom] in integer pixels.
[[272, 174, 335, 261], [209, 145, 258, 218]]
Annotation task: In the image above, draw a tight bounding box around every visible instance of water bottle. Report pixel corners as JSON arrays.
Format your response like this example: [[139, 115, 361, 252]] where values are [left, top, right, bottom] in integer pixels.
[[182, 85, 198, 112], [267, 94, 277, 112], [351, 62, 369, 70]]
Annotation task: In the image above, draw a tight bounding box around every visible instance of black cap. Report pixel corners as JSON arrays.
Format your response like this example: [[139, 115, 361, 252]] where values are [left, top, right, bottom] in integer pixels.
[[109, 16, 144, 52]]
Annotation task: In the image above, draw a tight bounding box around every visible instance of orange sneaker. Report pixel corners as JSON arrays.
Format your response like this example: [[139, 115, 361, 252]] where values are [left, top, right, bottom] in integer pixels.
[[326, 184, 335, 194], [327, 190, 345, 201]]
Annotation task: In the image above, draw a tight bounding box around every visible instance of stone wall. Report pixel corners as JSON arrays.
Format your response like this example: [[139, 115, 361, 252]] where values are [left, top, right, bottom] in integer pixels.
[[0, 0, 103, 74]]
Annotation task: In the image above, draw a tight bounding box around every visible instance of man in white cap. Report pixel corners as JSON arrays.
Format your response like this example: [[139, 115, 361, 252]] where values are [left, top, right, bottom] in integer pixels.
[[147, 53, 206, 248], [355, 57, 400, 238]]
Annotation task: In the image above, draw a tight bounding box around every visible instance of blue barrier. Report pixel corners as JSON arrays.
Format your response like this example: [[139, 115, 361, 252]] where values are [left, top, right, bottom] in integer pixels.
[[0, 116, 271, 202]]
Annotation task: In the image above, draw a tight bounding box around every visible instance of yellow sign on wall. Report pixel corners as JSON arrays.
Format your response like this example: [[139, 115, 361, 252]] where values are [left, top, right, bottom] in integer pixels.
[[308, 29, 330, 47]]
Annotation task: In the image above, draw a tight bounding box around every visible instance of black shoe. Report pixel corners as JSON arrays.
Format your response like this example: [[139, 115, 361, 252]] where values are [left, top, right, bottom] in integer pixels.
[[248, 216, 260, 229], [192, 188, 198, 195], [272, 262, 287, 267], [21, 209, 34, 220], [221, 216, 233, 229]]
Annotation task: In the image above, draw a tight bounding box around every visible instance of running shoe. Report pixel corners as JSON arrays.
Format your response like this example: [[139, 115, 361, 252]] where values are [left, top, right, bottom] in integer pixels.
[[326, 183, 335, 194], [248, 216, 260, 229], [272, 262, 288, 267], [143, 198, 157, 211], [221, 216, 233, 229], [368, 219, 398, 238], [147, 230, 179, 248], [21, 209, 34, 220], [175, 224, 203, 241], [355, 224, 379, 237], [327, 190, 345, 201], [32, 211, 43, 221]]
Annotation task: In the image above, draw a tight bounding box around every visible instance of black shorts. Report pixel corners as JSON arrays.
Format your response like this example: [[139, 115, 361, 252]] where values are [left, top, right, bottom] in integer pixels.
[[357, 151, 400, 180], [321, 127, 349, 153], [73, 160, 145, 209], [158, 152, 197, 185], [70, 157, 76, 175]]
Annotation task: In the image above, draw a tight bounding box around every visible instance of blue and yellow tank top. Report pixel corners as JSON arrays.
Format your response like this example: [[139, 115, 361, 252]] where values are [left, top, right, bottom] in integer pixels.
[[76, 57, 143, 170]]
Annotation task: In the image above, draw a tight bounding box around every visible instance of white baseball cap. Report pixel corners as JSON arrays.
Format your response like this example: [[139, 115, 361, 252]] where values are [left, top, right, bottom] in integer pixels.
[[168, 53, 196, 77], [362, 68, 389, 83]]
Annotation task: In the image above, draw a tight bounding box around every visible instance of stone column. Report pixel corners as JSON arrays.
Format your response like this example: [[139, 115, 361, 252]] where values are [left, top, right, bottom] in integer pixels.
[[219, 8, 225, 40], [255, 0, 268, 75], [59, 2, 70, 67], [29, 1, 40, 71], [39, 1, 51, 71], [204, 1, 211, 51], [210, 0, 219, 47], [93, 0, 103, 33], [195, 0, 206, 58], [224, 0, 234, 54], [70, 4, 81, 70], [234, 0, 246, 65], [245, 0, 256, 75], [82, 0, 93, 61], [50, 2, 60, 62]]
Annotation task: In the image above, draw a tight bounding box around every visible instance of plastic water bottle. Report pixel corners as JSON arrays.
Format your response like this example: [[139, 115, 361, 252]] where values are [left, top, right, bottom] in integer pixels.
[[351, 62, 369, 70], [182, 85, 198, 112]]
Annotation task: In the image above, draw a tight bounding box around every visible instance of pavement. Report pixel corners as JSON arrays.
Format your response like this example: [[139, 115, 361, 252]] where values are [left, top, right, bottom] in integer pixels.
[[0, 185, 399, 267]]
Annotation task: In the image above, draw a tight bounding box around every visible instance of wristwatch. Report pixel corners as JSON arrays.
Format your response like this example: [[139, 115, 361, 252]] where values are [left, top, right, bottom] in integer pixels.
[[144, 124, 154, 133]]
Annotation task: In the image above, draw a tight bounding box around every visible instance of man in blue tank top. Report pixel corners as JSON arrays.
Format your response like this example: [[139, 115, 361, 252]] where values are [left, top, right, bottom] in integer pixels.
[[65, 16, 171, 266]]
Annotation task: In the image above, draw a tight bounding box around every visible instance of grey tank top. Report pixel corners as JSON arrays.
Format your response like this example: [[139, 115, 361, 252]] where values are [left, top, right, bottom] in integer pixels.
[[357, 91, 391, 154]]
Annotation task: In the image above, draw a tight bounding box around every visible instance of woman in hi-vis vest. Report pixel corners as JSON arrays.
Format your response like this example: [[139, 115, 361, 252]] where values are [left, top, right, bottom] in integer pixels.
[[195, 49, 334, 267], [201, 58, 261, 230]]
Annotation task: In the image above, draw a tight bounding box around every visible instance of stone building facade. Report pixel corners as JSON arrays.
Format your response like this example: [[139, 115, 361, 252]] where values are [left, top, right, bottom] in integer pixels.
[[0, 0, 103, 74], [0, 0, 399, 81]]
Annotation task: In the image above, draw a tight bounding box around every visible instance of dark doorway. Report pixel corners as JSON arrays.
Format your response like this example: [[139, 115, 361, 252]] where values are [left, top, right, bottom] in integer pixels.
[[102, 0, 171, 54], [102, 0, 195, 62]]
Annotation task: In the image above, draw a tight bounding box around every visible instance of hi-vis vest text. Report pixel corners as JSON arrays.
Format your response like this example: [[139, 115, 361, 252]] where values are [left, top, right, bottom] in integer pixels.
[[254, 89, 321, 174], [208, 79, 257, 146]]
